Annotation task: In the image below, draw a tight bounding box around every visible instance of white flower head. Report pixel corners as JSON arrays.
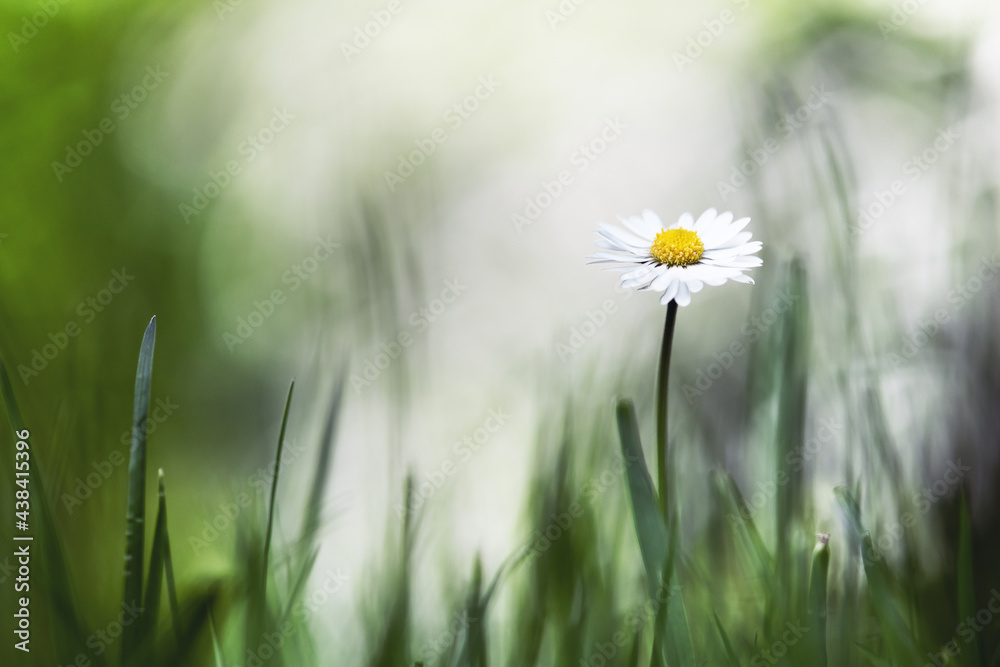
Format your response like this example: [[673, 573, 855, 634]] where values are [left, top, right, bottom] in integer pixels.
[[589, 208, 763, 306]]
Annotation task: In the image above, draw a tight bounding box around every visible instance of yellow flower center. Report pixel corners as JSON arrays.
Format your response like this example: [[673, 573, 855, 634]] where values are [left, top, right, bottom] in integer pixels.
[[649, 228, 704, 266]]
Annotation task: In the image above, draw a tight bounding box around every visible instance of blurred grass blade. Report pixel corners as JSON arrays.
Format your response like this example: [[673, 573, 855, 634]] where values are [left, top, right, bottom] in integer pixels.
[[957, 497, 981, 667], [627, 629, 642, 667], [808, 535, 830, 667], [264, 379, 295, 573], [251, 379, 296, 652], [0, 356, 27, 432], [856, 643, 894, 667], [713, 471, 778, 596], [658, 519, 695, 667], [837, 488, 922, 664], [860, 533, 923, 664], [712, 611, 741, 667], [298, 372, 344, 565], [123, 316, 157, 659], [210, 610, 225, 667], [280, 547, 319, 626], [774, 259, 809, 574]]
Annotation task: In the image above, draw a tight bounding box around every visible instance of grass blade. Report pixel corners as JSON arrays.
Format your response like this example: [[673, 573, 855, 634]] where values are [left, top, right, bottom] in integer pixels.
[[713, 610, 741, 667], [615, 398, 667, 594], [249, 379, 295, 655], [264, 379, 295, 576], [615, 398, 695, 665], [297, 373, 344, 566], [123, 316, 157, 659], [957, 497, 981, 667], [143, 470, 168, 643], [808, 535, 830, 667]]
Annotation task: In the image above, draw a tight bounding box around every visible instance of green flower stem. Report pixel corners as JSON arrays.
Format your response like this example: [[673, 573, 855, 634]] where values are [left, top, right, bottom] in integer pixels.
[[656, 299, 678, 522]]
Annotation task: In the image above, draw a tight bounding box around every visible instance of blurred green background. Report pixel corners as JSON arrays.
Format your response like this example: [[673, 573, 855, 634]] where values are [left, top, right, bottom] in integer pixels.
[[2, 0, 1000, 664]]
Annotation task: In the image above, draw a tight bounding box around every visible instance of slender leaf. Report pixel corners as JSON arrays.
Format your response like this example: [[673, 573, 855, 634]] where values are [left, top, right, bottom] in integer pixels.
[[123, 316, 157, 659]]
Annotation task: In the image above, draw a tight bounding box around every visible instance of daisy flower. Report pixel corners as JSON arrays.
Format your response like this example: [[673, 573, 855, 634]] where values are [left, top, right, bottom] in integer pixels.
[[589, 208, 763, 306]]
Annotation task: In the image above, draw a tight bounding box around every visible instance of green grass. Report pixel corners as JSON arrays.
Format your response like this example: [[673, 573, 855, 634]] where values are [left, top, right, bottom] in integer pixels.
[[6, 282, 998, 666]]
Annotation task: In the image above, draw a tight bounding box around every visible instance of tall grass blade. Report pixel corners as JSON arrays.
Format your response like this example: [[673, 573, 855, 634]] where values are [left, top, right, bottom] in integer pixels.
[[615, 399, 695, 665], [807, 535, 830, 667], [712, 611, 741, 667], [957, 497, 981, 667], [264, 379, 296, 576], [615, 398, 667, 594], [249, 379, 295, 658], [143, 470, 168, 643], [298, 372, 344, 565], [122, 316, 157, 659]]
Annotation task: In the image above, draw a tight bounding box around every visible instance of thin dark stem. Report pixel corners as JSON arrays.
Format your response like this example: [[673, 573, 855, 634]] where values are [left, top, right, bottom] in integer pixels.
[[656, 299, 679, 522]]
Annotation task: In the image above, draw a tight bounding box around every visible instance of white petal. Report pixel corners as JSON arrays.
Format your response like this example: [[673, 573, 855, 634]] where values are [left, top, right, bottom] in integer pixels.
[[700, 211, 734, 239], [723, 256, 764, 268], [711, 231, 753, 250], [597, 223, 649, 249], [673, 212, 695, 229], [692, 208, 718, 231], [641, 209, 665, 234], [622, 265, 662, 288], [702, 217, 750, 247], [660, 278, 680, 304], [674, 281, 691, 306], [685, 278, 704, 293], [728, 273, 755, 284], [649, 269, 675, 291], [685, 265, 730, 285], [621, 215, 656, 240], [589, 251, 635, 262]]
